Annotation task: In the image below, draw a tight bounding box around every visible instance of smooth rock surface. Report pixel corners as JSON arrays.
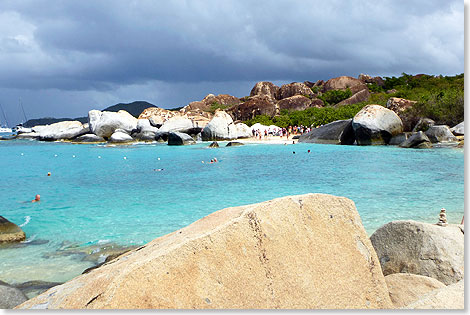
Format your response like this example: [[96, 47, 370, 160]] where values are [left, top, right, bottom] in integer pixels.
[[323, 76, 367, 94], [250, 81, 280, 100], [159, 116, 198, 134], [226, 141, 244, 147], [201, 111, 237, 141], [389, 133, 410, 146], [17, 194, 392, 309], [88, 110, 138, 138], [0, 283, 28, 309], [73, 134, 105, 143], [412, 118, 435, 132], [167, 132, 196, 145], [0, 216, 26, 243], [35, 121, 89, 141], [337, 89, 370, 106], [227, 95, 276, 121], [370, 221, 464, 285], [109, 131, 133, 143], [450, 121, 464, 135], [352, 105, 403, 145], [385, 273, 446, 308], [234, 123, 252, 139], [276, 95, 314, 112], [138, 107, 180, 127], [298, 119, 355, 145], [399, 131, 432, 148], [404, 279, 464, 309], [425, 125, 458, 143], [279, 82, 314, 99]]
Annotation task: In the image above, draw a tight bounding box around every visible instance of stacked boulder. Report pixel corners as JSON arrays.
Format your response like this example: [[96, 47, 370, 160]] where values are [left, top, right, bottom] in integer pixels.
[[201, 111, 251, 141]]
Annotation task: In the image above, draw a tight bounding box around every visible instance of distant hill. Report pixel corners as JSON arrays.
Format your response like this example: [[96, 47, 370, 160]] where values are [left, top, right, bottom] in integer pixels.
[[102, 101, 157, 117], [23, 101, 158, 127]]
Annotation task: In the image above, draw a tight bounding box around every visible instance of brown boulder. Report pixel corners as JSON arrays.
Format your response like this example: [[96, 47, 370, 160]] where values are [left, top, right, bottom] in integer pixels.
[[323, 76, 368, 94], [358, 74, 385, 87], [227, 95, 276, 121], [279, 82, 314, 99], [249, 82, 280, 100], [404, 280, 464, 309], [337, 89, 370, 106], [385, 98, 418, 131], [184, 94, 240, 112], [385, 273, 446, 308], [276, 95, 318, 112], [138, 107, 180, 127], [0, 216, 26, 243], [17, 194, 392, 309]]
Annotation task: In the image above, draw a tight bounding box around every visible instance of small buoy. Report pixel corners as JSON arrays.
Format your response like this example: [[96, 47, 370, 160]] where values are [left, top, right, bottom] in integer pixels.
[[293, 151, 296, 154], [157, 157, 160, 160], [21, 153, 24, 156], [98, 156, 101, 159], [72, 155, 76, 158], [54, 154, 58, 157], [202, 161, 205, 163], [47, 172, 51, 176], [123, 157, 127, 160]]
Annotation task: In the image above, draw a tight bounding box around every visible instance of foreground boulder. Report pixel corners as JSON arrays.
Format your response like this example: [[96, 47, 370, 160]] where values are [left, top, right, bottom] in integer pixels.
[[352, 105, 403, 145], [109, 131, 133, 143], [201, 111, 238, 141], [0, 216, 26, 243], [35, 121, 89, 141], [88, 110, 138, 138], [399, 131, 432, 148], [370, 221, 464, 285], [424, 125, 458, 143], [17, 194, 392, 309], [384, 273, 446, 308], [298, 119, 355, 145], [167, 132, 196, 145], [404, 279, 464, 309], [0, 282, 28, 309], [450, 121, 464, 135]]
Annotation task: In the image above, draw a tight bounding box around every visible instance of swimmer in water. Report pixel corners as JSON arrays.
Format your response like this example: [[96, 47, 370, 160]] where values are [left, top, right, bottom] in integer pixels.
[[31, 194, 40, 203]]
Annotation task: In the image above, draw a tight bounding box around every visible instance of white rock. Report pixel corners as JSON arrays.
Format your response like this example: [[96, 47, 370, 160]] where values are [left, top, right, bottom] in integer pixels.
[[36, 121, 89, 141], [450, 121, 464, 135], [201, 111, 238, 140], [109, 131, 134, 143], [159, 116, 197, 133], [88, 110, 138, 138]]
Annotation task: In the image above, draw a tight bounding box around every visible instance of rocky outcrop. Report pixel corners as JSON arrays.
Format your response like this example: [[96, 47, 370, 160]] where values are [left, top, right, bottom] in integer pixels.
[[298, 119, 355, 145], [0, 216, 26, 243], [389, 133, 410, 145], [279, 82, 314, 99], [323, 76, 368, 94], [352, 105, 403, 145], [109, 131, 134, 143], [88, 110, 138, 138], [208, 141, 219, 148], [385, 273, 446, 308], [385, 98, 418, 131], [250, 81, 280, 100], [424, 125, 458, 143], [337, 89, 370, 106], [17, 194, 392, 309], [73, 134, 106, 143], [0, 282, 28, 309], [412, 118, 435, 132], [167, 132, 196, 145], [276, 95, 316, 112], [358, 74, 385, 87], [370, 221, 464, 285], [404, 279, 464, 309], [450, 121, 464, 135], [35, 121, 89, 141], [227, 95, 276, 121], [131, 119, 159, 141], [159, 116, 201, 135], [184, 94, 241, 112], [201, 111, 238, 141], [138, 107, 179, 127], [399, 131, 432, 148]]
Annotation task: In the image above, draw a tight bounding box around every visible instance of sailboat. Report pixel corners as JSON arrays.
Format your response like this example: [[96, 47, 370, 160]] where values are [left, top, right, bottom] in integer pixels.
[[12, 99, 32, 133], [0, 103, 12, 133]]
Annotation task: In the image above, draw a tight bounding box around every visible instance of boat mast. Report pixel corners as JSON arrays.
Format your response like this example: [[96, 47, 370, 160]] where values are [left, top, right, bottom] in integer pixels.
[[19, 98, 28, 123], [0, 103, 10, 127]]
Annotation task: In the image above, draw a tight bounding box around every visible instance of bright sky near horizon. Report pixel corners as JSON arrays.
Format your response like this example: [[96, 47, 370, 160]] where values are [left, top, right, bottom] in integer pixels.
[[0, 0, 464, 126]]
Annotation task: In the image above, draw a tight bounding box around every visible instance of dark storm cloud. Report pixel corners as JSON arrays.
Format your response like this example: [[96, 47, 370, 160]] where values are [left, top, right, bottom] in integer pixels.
[[0, 0, 463, 124]]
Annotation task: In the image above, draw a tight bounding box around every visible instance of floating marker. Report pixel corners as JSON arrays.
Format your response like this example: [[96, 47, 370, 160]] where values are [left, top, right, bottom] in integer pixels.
[[158, 157, 160, 160], [98, 156, 101, 159], [21, 153, 24, 156], [123, 157, 127, 160], [54, 154, 58, 157], [72, 155, 76, 158]]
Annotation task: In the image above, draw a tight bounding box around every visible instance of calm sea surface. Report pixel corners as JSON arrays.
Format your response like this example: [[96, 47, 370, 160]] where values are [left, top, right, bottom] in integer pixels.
[[0, 137, 464, 285]]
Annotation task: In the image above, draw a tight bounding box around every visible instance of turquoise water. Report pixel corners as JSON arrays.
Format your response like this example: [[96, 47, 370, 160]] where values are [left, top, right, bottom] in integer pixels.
[[0, 138, 464, 285]]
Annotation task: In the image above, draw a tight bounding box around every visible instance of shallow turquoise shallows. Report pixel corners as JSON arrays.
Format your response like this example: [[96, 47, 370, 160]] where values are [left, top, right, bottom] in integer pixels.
[[0, 138, 464, 284]]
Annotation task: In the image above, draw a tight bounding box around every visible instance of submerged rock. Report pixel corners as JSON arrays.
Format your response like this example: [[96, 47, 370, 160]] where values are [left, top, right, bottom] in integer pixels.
[[370, 220, 464, 285], [208, 141, 219, 148], [352, 105, 403, 145], [73, 134, 106, 143], [399, 131, 432, 148], [298, 119, 355, 145], [385, 273, 446, 308], [0, 282, 27, 309], [18, 194, 392, 309], [226, 141, 244, 147], [167, 132, 196, 145], [0, 216, 26, 243]]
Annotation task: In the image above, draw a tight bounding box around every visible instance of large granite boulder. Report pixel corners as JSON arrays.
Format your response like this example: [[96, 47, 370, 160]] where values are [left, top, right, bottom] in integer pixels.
[[131, 119, 159, 141], [109, 131, 134, 143], [249, 81, 280, 100], [17, 194, 392, 309], [167, 132, 196, 145], [412, 118, 435, 132], [227, 95, 276, 121], [34, 121, 89, 141], [278, 82, 314, 99], [276, 95, 316, 112], [138, 107, 179, 127], [323, 76, 367, 94], [88, 110, 138, 138], [404, 279, 464, 309], [399, 131, 432, 149], [352, 105, 403, 145], [358, 74, 385, 87], [370, 221, 464, 285], [386, 98, 418, 131], [337, 89, 370, 106], [0, 216, 26, 243], [450, 121, 464, 135], [385, 273, 446, 308], [298, 119, 355, 145], [424, 125, 458, 143], [0, 282, 28, 309], [184, 94, 241, 112], [201, 111, 238, 141], [159, 116, 198, 134], [73, 134, 106, 143], [234, 123, 252, 139], [389, 133, 410, 146]]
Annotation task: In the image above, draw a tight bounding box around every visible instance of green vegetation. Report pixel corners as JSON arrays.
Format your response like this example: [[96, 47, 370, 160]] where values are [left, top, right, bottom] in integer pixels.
[[317, 88, 352, 105], [208, 101, 230, 114], [245, 73, 464, 128]]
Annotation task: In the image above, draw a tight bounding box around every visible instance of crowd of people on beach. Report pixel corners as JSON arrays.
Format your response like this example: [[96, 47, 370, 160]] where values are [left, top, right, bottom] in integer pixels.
[[251, 125, 311, 140]]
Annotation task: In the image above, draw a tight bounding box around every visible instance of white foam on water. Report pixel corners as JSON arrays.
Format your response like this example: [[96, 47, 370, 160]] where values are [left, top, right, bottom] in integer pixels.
[[19, 215, 31, 227], [21, 234, 37, 243]]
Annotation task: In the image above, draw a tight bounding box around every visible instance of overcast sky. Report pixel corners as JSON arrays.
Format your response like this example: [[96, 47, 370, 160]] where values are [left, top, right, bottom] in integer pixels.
[[0, 0, 464, 126]]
